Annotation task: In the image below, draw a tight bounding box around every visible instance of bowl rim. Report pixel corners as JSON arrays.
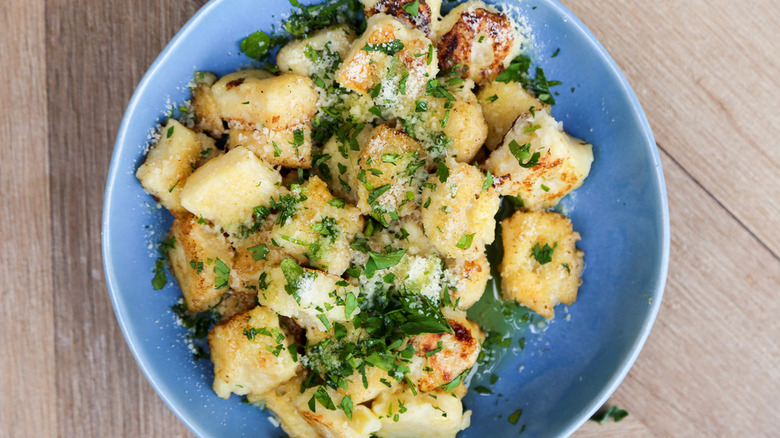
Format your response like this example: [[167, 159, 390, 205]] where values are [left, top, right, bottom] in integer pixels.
[[102, 0, 670, 436]]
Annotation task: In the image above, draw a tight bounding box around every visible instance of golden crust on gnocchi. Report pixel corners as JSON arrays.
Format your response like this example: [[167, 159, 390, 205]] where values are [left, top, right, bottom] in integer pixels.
[[486, 108, 594, 210], [167, 212, 236, 314], [362, 0, 442, 38], [208, 306, 300, 399], [499, 210, 585, 319], [436, 1, 523, 84], [420, 159, 500, 260], [135, 119, 205, 212], [408, 311, 484, 391]]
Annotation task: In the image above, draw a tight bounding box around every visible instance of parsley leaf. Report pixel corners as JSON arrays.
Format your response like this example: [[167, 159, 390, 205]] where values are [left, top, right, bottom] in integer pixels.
[[531, 242, 557, 265], [481, 170, 493, 192], [508, 140, 541, 168], [152, 258, 167, 290], [248, 244, 269, 261], [270, 191, 307, 225], [367, 184, 391, 205], [435, 160, 449, 183], [214, 258, 230, 289], [243, 327, 272, 340], [368, 249, 407, 270], [425, 341, 443, 356], [240, 30, 273, 60], [508, 409, 523, 424], [425, 78, 455, 101], [344, 291, 358, 319], [327, 198, 345, 208], [496, 54, 559, 105], [401, 0, 419, 16], [456, 233, 475, 250], [399, 72, 409, 95], [473, 385, 492, 394], [361, 39, 404, 55], [397, 293, 453, 335], [310, 386, 337, 411], [441, 369, 468, 392], [591, 406, 629, 424], [337, 394, 353, 419]]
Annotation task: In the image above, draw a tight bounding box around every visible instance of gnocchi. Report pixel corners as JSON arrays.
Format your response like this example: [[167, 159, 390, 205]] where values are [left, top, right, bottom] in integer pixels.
[[135, 0, 596, 436]]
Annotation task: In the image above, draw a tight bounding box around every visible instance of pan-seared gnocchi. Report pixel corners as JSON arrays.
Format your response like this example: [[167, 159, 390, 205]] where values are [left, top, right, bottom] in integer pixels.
[[436, 1, 523, 84], [485, 108, 594, 210], [361, 0, 442, 38], [136, 0, 595, 436], [499, 210, 584, 319]]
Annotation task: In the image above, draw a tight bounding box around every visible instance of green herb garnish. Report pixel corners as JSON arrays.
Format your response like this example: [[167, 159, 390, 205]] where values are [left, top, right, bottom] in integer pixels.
[[531, 242, 557, 265], [361, 39, 405, 55], [401, 0, 419, 16], [508, 140, 541, 168]]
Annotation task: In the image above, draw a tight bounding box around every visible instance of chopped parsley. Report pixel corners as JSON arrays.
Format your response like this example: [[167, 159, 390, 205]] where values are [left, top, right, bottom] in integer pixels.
[[381, 153, 400, 164], [425, 341, 444, 356], [367, 184, 391, 205], [243, 327, 272, 340], [481, 170, 494, 192], [337, 395, 354, 420], [441, 369, 468, 392], [399, 72, 409, 95], [425, 78, 456, 101], [496, 54, 560, 105], [151, 236, 176, 290], [508, 409, 523, 424], [362, 39, 405, 56], [524, 124, 541, 133], [214, 258, 230, 289], [456, 233, 475, 250], [151, 258, 167, 290], [270, 191, 307, 225], [309, 386, 337, 412], [401, 0, 419, 16], [248, 244, 269, 261], [473, 385, 492, 394], [435, 160, 449, 183], [240, 30, 275, 60], [327, 198, 345, 208], [508, 140, 541, 168], [364, 248, 407, 278], [531, 242, 557, 265], [591, 406, 629, 424], [189, 260, 204, 275]]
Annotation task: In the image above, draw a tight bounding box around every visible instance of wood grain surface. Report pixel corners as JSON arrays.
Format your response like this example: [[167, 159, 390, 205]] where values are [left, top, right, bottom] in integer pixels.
[[1, 0, 778, 436]]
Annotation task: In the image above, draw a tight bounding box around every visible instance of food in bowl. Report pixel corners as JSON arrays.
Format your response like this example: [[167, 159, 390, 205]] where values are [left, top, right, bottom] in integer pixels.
[[134, 0, 594, 436]]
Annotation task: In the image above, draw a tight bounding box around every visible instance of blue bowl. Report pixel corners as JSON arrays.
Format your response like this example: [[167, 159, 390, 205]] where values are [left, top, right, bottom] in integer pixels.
[[103, 0, 669, 436]]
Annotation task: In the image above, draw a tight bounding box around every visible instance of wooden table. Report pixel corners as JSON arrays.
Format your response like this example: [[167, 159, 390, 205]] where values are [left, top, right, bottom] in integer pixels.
[[2, 0, 778, 436]]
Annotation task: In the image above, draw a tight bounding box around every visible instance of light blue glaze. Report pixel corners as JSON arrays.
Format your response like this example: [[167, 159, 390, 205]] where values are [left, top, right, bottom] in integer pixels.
[[102, 1, 669, 436]]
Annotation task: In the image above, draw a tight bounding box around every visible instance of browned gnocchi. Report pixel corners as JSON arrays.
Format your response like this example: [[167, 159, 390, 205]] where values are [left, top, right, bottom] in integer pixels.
[[135, 1, 594, 436]]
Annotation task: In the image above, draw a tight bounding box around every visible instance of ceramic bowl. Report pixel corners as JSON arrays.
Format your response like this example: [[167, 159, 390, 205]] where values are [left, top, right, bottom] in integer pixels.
[[103, 1, 669, 436]]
